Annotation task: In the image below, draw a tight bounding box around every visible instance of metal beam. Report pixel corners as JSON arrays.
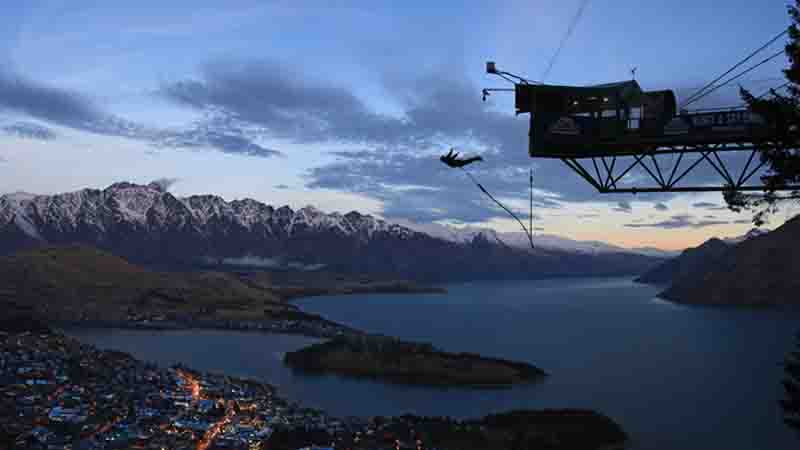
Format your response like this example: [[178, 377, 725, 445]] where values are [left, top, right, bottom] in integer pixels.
[[737, 150, 758, 186], [550, 140, 798, 193], [561, 158, 604, 191], [531, 140, 787, 159], [666, 152, 685, 187], [600, 185, 800, 194]]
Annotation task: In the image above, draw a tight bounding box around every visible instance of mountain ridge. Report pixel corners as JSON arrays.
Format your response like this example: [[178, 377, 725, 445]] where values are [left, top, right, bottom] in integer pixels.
[[635, 227, 770, 286], [0, 182, 663, 282], [659, 216, 800, 306], [391, 219, 679, 258]]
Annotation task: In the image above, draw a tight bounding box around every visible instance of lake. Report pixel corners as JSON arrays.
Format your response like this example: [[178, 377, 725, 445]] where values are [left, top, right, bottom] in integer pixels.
[[67, 277, 800, 450]]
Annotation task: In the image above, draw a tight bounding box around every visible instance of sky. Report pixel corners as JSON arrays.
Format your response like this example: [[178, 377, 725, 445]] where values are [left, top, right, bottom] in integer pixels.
[[0, 0, 797, 251]]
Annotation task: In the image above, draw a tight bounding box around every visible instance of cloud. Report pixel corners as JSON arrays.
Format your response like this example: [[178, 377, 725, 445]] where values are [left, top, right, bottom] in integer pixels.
[[0, 70, 110, 133], [162, 61, 407, 145], [1, 121, 57, 140], [274, 184, 290, 189], [692, 201, 729, 211], [308, 150, 561, 223], [165, 61, 614, 223], [158, 125, 283, 158], [624, 214, 730, 229], [149, 177, 180, 191], [654, 202, 669, 211], [0, 69, 280, 158], [612, 200, 633, 213], [165, 61, 742, 224]]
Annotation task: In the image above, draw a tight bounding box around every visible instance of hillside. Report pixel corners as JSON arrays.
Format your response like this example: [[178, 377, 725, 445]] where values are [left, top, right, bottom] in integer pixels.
[[0, 182, 663, 282], [660, 216, 800, 306], [0, 245, 288, 322], [635, 238, 731, 285]]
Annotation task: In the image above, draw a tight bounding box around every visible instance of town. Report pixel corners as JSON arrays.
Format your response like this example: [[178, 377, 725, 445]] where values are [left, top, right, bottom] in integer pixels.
[[0, 330, 450, 450]]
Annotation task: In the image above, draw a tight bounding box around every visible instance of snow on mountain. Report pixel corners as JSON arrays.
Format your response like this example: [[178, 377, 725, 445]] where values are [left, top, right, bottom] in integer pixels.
[[0, 184, 679, 260], [0, 182, 415, 242], [0, 182, 665, 281], [393, 219, 677, 258], [4, 192, 37, 203]]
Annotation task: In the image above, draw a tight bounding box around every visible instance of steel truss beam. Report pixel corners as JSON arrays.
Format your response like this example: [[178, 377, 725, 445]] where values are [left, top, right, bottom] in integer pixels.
[[560, 145, 800, 194]]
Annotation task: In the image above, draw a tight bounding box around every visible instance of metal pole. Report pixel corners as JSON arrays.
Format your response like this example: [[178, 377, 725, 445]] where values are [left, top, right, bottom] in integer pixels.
[[530, 168, 534, 240]]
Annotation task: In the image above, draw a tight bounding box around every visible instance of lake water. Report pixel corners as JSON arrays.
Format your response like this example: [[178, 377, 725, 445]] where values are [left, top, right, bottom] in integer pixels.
[[67, 277, 800, 450]]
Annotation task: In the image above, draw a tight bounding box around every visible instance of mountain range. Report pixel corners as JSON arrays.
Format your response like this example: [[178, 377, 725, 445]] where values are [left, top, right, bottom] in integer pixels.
[[635, 228, 770, 286], [397, 220, 679, 258], [635, 238, 731, 285], [0, 182, 664, 282], [659, 217, 800, 306], [636, 221, 800, 306]]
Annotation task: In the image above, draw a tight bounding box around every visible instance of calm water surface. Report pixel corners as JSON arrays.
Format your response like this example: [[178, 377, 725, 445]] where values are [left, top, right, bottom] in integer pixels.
[[67, 277, 800, 450]]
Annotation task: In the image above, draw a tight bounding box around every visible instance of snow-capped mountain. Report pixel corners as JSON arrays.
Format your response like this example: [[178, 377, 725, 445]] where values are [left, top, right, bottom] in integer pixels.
[[0, 182, 663, 281], [0, 181, 412, 243], [394, 220, 679, 258]]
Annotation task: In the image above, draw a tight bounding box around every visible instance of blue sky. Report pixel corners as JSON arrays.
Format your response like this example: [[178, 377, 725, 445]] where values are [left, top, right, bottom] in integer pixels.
[[0, 0, 797, 250]]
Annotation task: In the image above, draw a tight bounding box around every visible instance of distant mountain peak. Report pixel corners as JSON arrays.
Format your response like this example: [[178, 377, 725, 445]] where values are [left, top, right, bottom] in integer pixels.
[[106, 181, 147, 191], [0, 182, 663, 281], [391, 220, 678, 258]]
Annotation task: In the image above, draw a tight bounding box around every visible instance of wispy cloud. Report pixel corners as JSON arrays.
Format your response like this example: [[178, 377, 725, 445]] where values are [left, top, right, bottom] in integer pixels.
[[148, 177, 180, 191], [624, 214, 730, 229], [1, 121, 57, 140], [0, 69, 280, 158], [163, 60, 605, 223], [159, 60, 748, 225], [0, 70, 110, 133], [613, 200, 633, 213], [692, 201, 729, 211]]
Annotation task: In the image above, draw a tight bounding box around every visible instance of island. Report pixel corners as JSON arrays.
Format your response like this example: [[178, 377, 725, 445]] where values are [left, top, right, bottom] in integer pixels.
[[284, 335, 547, 386]]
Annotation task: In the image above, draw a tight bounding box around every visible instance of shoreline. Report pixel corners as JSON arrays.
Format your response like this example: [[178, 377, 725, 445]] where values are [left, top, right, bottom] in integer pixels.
[[53, 316, 365, 340], [272, 281, 447, 302], [2, 329, 629, 450]]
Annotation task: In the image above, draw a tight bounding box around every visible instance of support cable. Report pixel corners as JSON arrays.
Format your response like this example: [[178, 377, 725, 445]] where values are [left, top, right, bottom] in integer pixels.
[[756, 81, 792, 99], [541, 0, 592, 82], [683, 49, 786, 109], [681, 29, 788, 108], [530, 168, 534, 241]]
